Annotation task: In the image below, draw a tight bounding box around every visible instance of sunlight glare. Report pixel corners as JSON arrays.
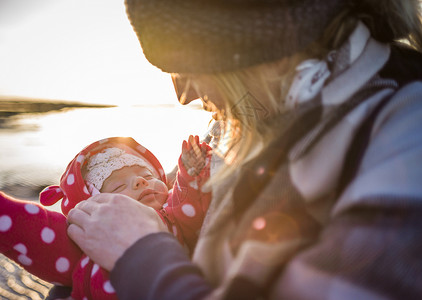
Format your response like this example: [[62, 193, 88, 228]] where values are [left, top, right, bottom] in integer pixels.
[[0, 0, 176, 106]]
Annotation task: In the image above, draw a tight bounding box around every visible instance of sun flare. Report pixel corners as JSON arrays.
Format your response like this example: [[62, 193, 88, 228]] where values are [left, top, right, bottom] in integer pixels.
[[0, 0, 176, 106]]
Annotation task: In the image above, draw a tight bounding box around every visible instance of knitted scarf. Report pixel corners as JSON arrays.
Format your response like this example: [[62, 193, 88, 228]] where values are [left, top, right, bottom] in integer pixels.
[[192, 22, 397, 299]]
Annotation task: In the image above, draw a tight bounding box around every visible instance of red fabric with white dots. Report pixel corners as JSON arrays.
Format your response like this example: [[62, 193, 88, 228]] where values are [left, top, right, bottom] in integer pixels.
[[0, 137, 211, 300], [0, 193, 82, 286], [163, 154, 212, 252]]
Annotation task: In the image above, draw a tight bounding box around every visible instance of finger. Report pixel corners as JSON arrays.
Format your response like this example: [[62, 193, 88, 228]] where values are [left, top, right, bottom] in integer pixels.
[[67, 223, 85, 244], [85, 193, 117, 204], [193, 143, 202, 159], [182, 140, 187, 153], [190, 136, 201, 156], [186, 138, 190, 151], [190, 135, 196, 143], [67, 207, 91, 227], [74, 199, 102, 214]]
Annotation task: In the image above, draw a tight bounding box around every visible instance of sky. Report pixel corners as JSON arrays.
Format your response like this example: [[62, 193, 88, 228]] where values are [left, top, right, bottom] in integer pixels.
[[0, 0, 177, 105]]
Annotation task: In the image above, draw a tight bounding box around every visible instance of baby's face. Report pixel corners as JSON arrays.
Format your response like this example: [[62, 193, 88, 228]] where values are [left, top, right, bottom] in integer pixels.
[[101, 165, 168, 210]]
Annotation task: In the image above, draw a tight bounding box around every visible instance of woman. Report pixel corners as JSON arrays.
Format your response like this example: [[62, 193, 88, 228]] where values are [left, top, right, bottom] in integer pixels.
[[66, 0, 422, 299]]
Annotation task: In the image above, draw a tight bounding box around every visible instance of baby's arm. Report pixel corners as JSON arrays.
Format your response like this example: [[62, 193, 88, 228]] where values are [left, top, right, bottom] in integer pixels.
[[164, 136, 212, 251], [0, 191, 82, 286], [0, 192, 119, 299]]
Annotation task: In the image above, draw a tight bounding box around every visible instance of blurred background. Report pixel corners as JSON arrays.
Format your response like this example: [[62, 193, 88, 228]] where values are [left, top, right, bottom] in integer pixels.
[[0, 0, 212, 298]]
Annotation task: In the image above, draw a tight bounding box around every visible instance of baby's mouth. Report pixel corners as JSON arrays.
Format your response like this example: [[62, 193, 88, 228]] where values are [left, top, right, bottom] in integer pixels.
[[138, 189, 156, 202]]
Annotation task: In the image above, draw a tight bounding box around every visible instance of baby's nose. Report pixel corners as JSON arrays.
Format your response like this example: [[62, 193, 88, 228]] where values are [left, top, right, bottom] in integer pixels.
[[132, 176, 148, 189]]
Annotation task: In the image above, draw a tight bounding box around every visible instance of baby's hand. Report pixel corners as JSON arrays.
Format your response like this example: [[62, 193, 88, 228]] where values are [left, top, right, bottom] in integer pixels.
[[181, 135, 209, 176]]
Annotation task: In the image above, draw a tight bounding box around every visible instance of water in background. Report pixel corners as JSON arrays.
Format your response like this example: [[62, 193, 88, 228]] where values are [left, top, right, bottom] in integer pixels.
[[0, 104, 212, 200]]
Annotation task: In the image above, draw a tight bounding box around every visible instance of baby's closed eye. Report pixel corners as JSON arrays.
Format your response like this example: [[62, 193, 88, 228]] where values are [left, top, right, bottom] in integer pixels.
[[112, 184, 126, 193]]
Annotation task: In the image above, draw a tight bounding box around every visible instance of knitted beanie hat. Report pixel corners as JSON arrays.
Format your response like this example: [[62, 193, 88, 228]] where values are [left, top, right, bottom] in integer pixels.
[[125, 0, 349, 73], [40, 137, 166, 216]]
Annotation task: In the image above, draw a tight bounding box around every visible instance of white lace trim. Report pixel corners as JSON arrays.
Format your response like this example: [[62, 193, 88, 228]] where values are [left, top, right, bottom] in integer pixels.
[[84, 147, 150, 190]]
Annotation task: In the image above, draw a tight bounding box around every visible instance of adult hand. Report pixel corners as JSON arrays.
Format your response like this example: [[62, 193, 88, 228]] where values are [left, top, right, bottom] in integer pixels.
[[67, 193, 168, 271]]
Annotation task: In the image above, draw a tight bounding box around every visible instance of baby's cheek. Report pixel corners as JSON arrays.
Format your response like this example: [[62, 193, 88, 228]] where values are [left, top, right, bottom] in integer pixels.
[[120, 189, 135, 199], [152, 180, 168, 193]]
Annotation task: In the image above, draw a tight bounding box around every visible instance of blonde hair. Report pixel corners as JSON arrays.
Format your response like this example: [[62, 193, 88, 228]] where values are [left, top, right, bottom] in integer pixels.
[[192, 0, 422, 181], [194, 56, 307, 181], [351, 0, 422, 50]]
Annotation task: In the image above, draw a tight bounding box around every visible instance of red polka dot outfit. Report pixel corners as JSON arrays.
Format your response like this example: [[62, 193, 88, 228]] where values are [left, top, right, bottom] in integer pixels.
[[0, 137, 211, 300]]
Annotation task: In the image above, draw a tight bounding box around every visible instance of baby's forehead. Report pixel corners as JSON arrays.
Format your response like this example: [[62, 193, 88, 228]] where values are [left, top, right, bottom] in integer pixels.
[[109, 165, 155, 179], [125, 165, 153, 173]]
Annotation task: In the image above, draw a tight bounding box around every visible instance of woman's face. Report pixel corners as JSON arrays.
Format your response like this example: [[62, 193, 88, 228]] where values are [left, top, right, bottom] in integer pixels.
[[172, 62, 283, 120], [171, 74, 224, 113]]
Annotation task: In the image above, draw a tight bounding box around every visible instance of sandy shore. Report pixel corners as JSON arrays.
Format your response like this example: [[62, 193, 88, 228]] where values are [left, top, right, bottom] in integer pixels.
[[0, 189, 53, 299], [0, 254, 52, 300]]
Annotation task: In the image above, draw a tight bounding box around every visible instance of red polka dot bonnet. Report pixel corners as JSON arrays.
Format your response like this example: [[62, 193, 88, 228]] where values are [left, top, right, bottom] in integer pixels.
[[40, 137, 166, 216]]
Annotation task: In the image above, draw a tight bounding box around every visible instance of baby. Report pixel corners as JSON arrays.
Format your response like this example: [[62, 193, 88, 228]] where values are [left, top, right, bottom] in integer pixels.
[[0, 136, 211, 300]]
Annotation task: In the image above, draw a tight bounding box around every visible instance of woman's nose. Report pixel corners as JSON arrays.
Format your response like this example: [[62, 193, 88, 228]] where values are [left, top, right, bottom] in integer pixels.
[[171, 74, 198, 105], [132, 176, 148, 190]]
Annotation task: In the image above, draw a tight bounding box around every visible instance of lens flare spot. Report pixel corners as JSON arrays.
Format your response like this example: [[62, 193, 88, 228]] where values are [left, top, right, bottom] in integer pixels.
[[256, 166, 265, 176], [253, 217, 266, 230]]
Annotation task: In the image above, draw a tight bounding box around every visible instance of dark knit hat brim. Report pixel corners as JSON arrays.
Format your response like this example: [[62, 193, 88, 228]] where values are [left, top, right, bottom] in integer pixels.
[[125, 0, 347, 74]]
